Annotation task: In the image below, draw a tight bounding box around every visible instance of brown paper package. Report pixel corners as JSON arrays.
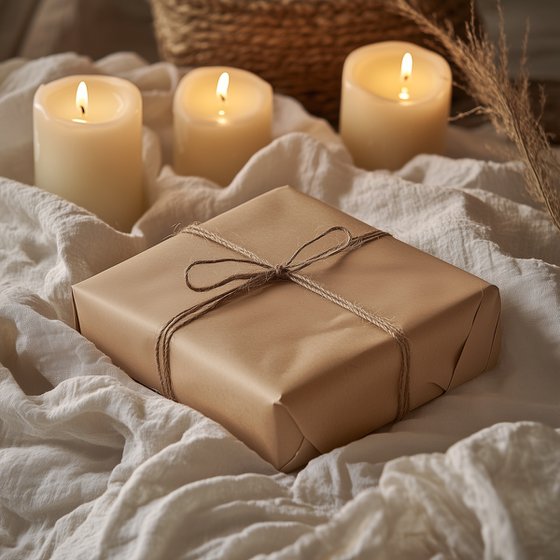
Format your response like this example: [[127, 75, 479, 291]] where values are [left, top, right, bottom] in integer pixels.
[[72, 186, 501, 471]]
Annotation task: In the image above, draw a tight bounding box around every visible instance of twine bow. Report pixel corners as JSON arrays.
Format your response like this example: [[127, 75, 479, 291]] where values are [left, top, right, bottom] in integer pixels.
[[156, 223, 411, 421]]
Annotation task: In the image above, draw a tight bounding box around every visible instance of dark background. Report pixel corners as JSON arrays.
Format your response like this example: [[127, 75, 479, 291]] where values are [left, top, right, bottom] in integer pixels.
[[0, 0, 158, 62]]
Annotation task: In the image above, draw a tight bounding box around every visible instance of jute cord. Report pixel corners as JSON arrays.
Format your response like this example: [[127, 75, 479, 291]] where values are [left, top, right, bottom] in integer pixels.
[[155, 224, 411, 421]]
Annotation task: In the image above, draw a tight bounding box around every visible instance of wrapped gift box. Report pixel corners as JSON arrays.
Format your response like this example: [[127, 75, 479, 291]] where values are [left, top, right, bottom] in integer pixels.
[[72, 186, 501, 471]]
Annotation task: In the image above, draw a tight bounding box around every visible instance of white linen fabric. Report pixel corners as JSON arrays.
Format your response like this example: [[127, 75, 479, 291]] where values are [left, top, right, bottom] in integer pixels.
[[0, 53, 559, 559]]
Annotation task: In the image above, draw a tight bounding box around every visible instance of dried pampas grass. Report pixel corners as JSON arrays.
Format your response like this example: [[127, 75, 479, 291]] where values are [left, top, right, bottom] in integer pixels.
[[391, 0, 560, 232]]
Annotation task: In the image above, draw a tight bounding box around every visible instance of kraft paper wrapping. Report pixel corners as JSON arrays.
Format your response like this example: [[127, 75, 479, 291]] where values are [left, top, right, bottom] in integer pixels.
[[72, 186, 501, 471]]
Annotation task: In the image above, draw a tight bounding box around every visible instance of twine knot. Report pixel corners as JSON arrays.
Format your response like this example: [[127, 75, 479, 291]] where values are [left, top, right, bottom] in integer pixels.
[[273, 264, 289, 279]]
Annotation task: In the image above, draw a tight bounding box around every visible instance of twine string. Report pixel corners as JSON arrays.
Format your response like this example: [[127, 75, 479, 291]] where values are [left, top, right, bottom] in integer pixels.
[[155, 223, 411, 421]]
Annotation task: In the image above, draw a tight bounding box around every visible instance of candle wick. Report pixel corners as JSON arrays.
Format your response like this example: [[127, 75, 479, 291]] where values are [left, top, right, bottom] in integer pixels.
[[219, 94, 225, 103], [80, 105, 85, 115]]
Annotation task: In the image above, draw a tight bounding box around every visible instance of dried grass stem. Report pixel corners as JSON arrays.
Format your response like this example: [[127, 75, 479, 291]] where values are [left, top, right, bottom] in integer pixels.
[[392, 0, 560, 232]]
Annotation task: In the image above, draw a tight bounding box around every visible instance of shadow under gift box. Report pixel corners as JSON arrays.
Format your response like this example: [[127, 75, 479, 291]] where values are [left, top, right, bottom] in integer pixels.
[[72, 186, 501, 472]]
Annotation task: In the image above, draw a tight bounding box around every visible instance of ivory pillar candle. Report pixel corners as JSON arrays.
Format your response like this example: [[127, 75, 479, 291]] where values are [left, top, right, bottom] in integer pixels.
[[33, 75, 143, 232], [173, 67, 273, 186], [340, 41, 452, 171]]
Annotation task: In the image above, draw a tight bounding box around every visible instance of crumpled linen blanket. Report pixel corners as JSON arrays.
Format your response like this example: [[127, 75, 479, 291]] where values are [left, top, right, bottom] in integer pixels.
[[0, 52, 559, 559]]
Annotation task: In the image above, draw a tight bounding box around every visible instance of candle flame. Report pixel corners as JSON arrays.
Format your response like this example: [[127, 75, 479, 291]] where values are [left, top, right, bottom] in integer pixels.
[[216, 72, 230, 102], [400, 52, 413, 81], [399, 52, 413, 101], [76, 81, 88, 116]]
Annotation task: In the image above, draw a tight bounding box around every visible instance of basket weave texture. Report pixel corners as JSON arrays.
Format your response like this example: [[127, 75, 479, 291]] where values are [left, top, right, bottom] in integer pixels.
[[150, 0, 470, 124]]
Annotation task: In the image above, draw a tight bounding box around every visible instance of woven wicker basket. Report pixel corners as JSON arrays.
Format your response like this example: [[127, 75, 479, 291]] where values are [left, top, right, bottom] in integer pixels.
[[150, 0, 471, 124]]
